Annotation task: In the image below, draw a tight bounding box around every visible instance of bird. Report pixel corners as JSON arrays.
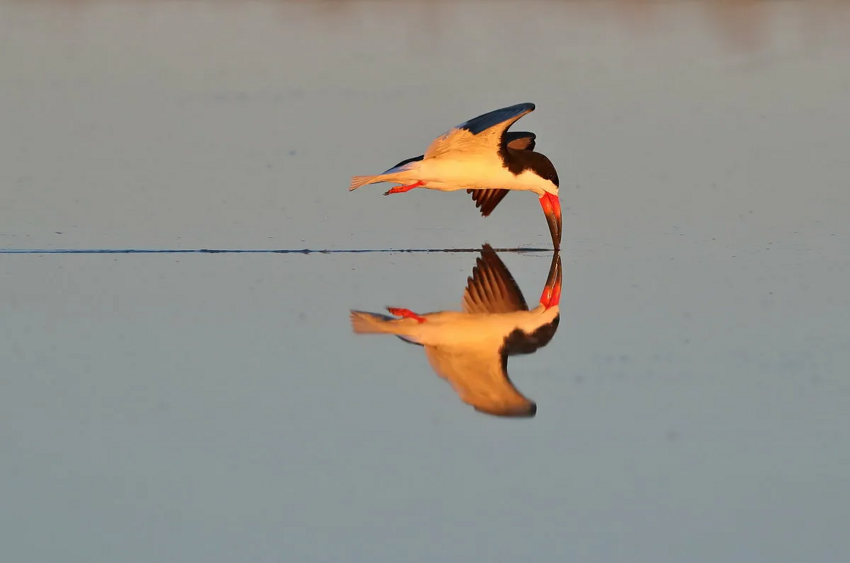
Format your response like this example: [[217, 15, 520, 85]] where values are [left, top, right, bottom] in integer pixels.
[[349, 244, 562, 418], [349, 102, 562, 249]]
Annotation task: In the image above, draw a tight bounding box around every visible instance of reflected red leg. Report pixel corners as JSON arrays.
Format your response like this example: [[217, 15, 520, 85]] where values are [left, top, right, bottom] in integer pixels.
[[387, 307, 427, 323], [384, 181, 425, 195]]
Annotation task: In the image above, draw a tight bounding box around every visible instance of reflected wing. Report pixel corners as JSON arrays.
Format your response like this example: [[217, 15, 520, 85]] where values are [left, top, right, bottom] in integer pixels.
[[424, 103, 536, 159], [425, 346, 536, 417], [462, 244, 528, 314]]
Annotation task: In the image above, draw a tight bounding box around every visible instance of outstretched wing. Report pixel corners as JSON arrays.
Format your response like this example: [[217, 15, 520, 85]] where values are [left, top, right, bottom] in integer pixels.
[[462, 244, 528, 314], [424, 345, 536, 418], [424, 102, 536, 159]]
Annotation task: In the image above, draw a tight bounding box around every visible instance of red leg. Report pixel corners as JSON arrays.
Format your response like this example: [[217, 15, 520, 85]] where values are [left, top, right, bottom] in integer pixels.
[[387, 307, 427, 323], [384, 181, 425, 195]]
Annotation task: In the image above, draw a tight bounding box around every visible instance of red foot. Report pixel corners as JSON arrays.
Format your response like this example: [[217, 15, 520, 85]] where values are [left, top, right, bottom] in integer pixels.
[[384, 181, 424, 195], [387, 307, 427, 323]]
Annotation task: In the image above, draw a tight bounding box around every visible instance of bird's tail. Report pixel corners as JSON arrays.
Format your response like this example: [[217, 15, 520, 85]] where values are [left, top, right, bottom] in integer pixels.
[[349, 174, 396, 191], [349, 159, 421, 191], [350, 310, 419, 334]]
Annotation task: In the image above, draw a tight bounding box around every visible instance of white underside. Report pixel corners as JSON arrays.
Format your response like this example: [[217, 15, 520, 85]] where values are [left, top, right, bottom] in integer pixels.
[[388, 154, 558, 197], [398, 305, 559, 348]]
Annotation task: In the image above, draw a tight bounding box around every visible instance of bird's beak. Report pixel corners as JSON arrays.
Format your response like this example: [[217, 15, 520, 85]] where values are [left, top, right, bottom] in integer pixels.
[[539, 193, 562, 250]]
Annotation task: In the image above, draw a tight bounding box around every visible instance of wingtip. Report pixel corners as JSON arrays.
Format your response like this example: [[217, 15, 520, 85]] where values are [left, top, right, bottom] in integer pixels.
[[511, 102, 535, 114], [473, 401, 537, 418], [468, 188, 510, 217], [479, 242, 497, 256]]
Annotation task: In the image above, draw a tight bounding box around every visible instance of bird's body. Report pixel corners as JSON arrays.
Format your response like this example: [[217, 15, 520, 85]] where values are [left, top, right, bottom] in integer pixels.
[[350, 244, 562, 418], [351, 307, 559, 349], [354, 151, 555, 196], [349, 103, 562, 248]]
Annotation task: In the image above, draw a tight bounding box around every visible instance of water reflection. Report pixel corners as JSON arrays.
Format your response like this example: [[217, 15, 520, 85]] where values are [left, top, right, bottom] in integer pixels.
[[350, 245, 561, 418]]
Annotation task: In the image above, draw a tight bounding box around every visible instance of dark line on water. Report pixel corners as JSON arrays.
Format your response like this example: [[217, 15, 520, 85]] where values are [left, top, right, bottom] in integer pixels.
[[1, 247, 550, 255]]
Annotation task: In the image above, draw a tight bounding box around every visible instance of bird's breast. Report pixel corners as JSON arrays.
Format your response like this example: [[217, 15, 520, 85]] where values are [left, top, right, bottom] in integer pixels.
[[418, 155, 542, 193], [411, 312, 544, 348]]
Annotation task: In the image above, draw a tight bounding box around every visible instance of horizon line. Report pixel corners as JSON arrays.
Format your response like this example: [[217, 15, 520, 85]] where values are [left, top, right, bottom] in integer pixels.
[[0, 247, 552, 255]]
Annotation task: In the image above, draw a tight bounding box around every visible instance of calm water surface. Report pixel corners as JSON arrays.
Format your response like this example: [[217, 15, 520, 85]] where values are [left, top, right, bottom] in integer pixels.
[[1, 1, 849, 562]]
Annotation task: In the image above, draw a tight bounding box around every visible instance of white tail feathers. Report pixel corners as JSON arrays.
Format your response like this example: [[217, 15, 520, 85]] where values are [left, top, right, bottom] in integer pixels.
[[349, 170, 414, 191], [350, 311, 398, 334], [350, 310, 426, 336], [349, 175, 382, 191]]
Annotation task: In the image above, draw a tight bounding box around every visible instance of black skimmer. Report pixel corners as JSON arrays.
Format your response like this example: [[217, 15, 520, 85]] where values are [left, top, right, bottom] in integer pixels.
[[349, 244, 562, 418], [349, 103, 562, 249]]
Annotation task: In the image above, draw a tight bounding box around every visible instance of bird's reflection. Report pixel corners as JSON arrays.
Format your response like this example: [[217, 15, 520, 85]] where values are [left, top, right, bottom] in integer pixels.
[[350, 245, 561, 418]]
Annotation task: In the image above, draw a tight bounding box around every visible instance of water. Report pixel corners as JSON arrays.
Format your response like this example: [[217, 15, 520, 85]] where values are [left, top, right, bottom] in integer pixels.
[[2, 1, 850, 562]]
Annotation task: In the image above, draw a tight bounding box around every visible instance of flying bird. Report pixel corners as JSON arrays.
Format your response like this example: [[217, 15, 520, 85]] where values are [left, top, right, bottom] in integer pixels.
[[350, 244, 562, 418], [349, 103, 562, 249]]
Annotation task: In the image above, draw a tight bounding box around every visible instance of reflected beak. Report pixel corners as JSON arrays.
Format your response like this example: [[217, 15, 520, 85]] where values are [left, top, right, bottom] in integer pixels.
[[539, 193, 562, 250], [539, 250, 563, 309]]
